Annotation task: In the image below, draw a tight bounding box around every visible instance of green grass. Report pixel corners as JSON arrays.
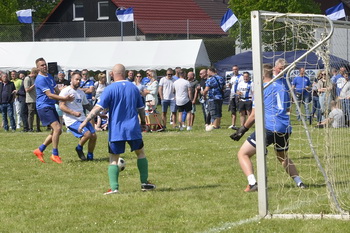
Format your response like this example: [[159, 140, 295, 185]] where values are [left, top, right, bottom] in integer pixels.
[[0, 105, 349, 232]]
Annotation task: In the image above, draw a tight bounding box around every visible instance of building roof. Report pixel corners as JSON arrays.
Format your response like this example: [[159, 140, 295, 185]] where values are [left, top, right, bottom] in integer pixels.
[[111, 0, 227, 35]]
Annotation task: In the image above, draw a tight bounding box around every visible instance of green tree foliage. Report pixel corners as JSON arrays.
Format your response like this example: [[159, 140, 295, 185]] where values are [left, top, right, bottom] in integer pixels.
[[229, 0, 322, 50]]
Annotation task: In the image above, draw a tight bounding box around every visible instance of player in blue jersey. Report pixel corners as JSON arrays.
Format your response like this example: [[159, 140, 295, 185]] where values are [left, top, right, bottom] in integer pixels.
[[79, 64, 156, 195], [230, 64, 306, 192], [33, 58, 74, 164]]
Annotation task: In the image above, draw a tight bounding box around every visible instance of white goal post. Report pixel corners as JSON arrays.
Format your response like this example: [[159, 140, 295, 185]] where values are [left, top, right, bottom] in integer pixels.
[[251, 10, 350, 219]]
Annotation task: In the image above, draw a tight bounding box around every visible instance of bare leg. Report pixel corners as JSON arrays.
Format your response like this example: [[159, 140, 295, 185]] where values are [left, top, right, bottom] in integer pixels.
[[276, 150, 299, 178], [237, 140, 257, 176]]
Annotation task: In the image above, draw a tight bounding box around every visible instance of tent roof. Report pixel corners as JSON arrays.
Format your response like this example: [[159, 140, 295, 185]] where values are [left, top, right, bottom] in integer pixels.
[[0, 40, 210, 71], [214, 50, 350, 75]]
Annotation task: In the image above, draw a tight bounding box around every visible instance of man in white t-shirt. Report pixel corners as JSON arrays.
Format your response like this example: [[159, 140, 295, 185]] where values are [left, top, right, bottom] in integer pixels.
[[228, 65, 243, 129], [158, 68, 177, 129], [59, 72, 97, 161], [173, 70, 193, 130]]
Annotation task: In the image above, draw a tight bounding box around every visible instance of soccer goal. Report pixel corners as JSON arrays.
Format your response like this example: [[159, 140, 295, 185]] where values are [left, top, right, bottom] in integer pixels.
[[251, 10, 350, 219]]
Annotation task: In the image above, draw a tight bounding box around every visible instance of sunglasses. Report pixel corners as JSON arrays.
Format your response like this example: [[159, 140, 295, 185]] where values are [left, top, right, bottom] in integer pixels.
[[167, 74, 173, 76], [136, 75, 142, 77]]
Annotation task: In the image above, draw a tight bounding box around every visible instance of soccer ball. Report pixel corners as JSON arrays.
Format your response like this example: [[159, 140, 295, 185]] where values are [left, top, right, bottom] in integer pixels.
[[118, 157, 126, 172]]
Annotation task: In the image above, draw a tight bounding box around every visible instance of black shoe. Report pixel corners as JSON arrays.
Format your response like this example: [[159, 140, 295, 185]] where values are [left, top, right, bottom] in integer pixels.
[[298, 182, 307, 189], [36, 129, 42, 132], [75, 147, 87, 161], [28, 129, 34, 132], [231, 125, 240, 130], [141, 182, 156, 191]]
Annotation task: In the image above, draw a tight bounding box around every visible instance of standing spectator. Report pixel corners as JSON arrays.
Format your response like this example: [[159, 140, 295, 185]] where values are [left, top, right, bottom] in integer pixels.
[[231, 64, 306, 192], [0, 73, 16, 132], [16, 74, 29, 132], [312, 71, 322, 124], [203, 67, 225, 131], [317, 70, 331, 120], [59, 72, 97, 161], [32, 57, 74, 164], [126, 70, 134, 82], [80, 69, 95, 106], [339, 73, 350, 126], [228, 65, 243, 129], [11, 70, 22, 129], [144, 70, 159, 112], [292, 67, 311, 122], [331, 67, 346, 98], [193, 69, 210, 125], [158, 68, 177, 129], [141, 69, 151, 85], [93, 73, 109, 105], [236, 72, 253, 127], [188, 71, 198, 127], [133, 72, 146, 102], [174, 70, 193, 131], [79, 63, 156, 194], [24, 68, 41, 132]]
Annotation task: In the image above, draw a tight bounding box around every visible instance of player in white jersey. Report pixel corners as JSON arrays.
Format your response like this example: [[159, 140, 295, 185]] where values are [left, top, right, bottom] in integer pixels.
[[236, 72, 253, 127], [228, 65, 243, 129], [59, 72, 97, 161]]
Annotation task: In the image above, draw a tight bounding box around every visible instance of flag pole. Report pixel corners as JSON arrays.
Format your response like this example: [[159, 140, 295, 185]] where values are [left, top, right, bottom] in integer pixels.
[[31, 22, 34, 41]]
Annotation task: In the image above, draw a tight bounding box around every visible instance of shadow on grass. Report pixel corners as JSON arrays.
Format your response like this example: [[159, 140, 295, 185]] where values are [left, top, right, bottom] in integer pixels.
[[67, 157, 110, 163], [156, 184, 220, 192]]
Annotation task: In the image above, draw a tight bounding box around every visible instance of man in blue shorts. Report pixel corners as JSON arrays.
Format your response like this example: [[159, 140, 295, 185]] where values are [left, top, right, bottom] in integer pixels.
[[59, 72, 97, 161], [79, 64, 156, 194], [33, 57, 74, 164], [230, 64, 306, 192]]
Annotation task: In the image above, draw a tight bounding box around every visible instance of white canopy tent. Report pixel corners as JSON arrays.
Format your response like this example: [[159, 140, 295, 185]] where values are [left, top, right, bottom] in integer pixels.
[[0, 39, 210, 72]]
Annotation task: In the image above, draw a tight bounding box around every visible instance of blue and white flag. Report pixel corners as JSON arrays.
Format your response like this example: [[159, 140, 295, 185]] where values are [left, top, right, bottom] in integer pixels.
[[116, 7, 134, 22], [16, 9, 32, 24], [220, 9, 238, 32], [326, 2, 346, 20]]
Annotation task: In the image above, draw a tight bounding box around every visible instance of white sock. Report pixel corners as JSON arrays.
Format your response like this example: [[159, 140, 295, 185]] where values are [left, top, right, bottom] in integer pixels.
[[293, 176, 302, 186], [247, 174, 257, 185]]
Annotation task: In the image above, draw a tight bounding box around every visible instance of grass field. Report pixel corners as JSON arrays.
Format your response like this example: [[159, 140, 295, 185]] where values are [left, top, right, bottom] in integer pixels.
[[1, 105, 349, 232]]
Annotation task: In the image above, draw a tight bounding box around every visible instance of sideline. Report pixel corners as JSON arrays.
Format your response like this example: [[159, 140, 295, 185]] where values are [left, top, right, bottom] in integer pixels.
[[200, 216, 261, 233]]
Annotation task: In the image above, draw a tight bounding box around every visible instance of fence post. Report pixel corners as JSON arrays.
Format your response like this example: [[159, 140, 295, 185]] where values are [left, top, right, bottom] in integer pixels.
[[84, 21, 86, 41], [187, 19, 189, 39]]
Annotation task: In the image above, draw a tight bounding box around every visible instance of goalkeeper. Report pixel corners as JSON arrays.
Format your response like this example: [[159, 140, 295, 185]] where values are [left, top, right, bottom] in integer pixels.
[[230, 64, 306, 192]]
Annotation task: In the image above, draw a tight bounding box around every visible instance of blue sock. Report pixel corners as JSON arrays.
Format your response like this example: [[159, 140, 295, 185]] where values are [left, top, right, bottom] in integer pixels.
[[52, 148, 59, 156], [76, 144, 83, 151], [39, 144, 47, 152]]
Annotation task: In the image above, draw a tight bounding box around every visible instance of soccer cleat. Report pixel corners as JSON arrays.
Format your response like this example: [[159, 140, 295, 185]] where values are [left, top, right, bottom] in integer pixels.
[[298, 182, 307, 189], [104, 189, 119, 195], [141, 182, 156, 191], [244, 183, 258, 192], [75, 147, 87, 161], [33, 149, 45, 163], [50, 155, 62, 164], [86, 154, 94, 161]]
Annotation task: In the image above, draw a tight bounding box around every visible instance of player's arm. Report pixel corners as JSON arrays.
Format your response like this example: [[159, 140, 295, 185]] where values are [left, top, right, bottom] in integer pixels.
[[192, 87, 199, 104], [45, 90, 74, 102], [188, 87, 192, 101], [83, 103, 93, 112], [78, 105, 103, 132], [59, 101, 81, 117]]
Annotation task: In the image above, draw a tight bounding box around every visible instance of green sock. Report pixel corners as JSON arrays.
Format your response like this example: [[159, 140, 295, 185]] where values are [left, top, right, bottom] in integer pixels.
[[137, 158, 148, 184], [108, 165, 119, 191]]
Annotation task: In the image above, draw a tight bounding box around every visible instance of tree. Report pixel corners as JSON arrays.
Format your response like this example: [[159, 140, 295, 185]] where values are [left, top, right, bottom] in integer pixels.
[[229, 0, 322, 50]]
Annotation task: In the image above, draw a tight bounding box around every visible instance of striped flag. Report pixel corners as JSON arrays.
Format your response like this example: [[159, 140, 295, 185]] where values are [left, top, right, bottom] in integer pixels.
[[16, 9, 33, 24], [116, 8, 134, 22], [220, 9, 238, 32], [326, 2, 346, 20]]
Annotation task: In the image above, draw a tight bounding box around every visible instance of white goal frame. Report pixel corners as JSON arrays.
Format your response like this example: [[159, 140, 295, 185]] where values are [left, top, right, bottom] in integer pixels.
[[251, 10, 350, 220]]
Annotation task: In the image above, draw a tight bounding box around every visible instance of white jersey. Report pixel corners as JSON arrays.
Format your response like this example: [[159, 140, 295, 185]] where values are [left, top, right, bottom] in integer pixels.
[[173, 78, 191, 106], [229, 74, 243, 98], [237, 81, 253, 101], [59, 86, 89, 126]]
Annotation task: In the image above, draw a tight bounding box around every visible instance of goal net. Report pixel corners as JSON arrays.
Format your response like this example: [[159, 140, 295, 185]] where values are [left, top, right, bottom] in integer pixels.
[[251, 11, 350, 219]]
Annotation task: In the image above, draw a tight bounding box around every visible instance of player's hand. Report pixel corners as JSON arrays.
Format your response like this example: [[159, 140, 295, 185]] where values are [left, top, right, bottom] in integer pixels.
[[230, 126, 249, 141], [73, 111, 81, 117], [78, 121, 87, 133], [66, 94, 75, 102]]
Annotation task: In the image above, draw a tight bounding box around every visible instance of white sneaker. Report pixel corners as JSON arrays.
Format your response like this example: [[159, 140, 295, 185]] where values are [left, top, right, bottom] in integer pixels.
[[228, 125, 234, 129], [179, 126, 184, 131], [186, 126, 192, 131]]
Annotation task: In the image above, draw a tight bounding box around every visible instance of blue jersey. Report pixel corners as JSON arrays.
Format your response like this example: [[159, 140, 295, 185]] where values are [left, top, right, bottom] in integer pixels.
[[206, 75, 225, 100], [80, 79, 94, 100], [264, 82, 291, 133], [275, 76, 291, 110], [96, 80, 144, 142], [292, 76, 311, 95], [35, 73, 57, 110]]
